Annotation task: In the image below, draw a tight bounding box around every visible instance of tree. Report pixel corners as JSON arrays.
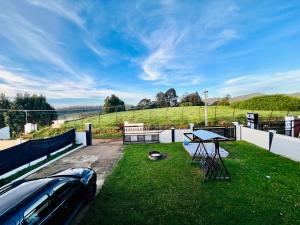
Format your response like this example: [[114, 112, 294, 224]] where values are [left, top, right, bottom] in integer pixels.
[[0, 94, 11, 128], [103, 95, 125, 113], [155, 92, 166, 108], [137, 98, 151, 109], [6, 93, 57, 134], [165, 88, 178, 106], [218, 94, 231, 106], [181, 92, 204, 106]]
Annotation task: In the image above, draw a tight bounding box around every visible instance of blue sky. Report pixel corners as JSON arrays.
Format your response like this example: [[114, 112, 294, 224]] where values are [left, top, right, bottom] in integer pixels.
[[0, 0, 300, 107]]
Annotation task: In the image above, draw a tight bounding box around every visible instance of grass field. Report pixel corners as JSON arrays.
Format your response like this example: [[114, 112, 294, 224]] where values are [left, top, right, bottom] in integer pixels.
[[79, 141, 300, 225], [31, 106, 300, 139], [65, 106, 299, 129]]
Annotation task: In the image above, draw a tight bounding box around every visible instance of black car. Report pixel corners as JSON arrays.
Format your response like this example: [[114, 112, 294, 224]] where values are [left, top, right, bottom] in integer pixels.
[[0, 168, 97, 225]]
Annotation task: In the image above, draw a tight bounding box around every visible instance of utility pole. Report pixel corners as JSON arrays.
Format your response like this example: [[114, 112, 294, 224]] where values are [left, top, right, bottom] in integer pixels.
[[204, 89, 208, 126]]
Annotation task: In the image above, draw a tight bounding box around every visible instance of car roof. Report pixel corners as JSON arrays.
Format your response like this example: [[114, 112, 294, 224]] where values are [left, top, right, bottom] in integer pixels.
[[0, 178, 54, 217]]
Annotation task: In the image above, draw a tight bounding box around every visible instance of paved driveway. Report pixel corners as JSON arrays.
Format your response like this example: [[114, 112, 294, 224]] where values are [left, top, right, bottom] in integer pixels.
[[27, 139, 123, 192]]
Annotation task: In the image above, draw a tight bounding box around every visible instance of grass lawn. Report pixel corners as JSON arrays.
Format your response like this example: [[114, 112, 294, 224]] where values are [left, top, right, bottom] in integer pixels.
[[80, 141, 300, 225]]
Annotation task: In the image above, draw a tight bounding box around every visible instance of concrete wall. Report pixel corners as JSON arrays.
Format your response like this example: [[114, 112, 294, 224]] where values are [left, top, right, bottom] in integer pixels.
[[0, 127, 10, 140], [234, 123, 300, 162], [76, 131, 87, 146], [270, 134, 300, 161], [159, 130, 172, 143], [240, 126, 270, 150], [175, 129, 192, 142]]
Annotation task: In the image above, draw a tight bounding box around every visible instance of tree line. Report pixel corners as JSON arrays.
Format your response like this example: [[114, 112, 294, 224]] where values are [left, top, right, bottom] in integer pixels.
[[137, 88, 205, 109], [103, 88, 233, 112], [0, 93, 57, 136]]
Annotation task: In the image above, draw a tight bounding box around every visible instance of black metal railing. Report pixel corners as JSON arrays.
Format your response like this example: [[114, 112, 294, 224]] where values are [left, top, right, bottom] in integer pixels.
[[123, 131, 160, 144], [193, 126, 236, 140], [258, 120, 291, 136]]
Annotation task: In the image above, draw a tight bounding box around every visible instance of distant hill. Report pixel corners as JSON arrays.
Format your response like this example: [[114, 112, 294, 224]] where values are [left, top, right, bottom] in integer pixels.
[[289, 92, 300, 98], [55, 105, 100, 111], [207, 97, 221, 105], [230, 92, 300, 103], [230, 94, 300, 111], [230, 93, 265, 102]]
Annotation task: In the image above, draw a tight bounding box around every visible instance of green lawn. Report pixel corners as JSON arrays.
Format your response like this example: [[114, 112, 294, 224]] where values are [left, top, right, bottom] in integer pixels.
[[80, 141, 300, 225]]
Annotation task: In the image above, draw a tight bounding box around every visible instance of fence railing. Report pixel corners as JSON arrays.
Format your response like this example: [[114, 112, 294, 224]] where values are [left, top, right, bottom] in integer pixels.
[[258, 120, 291, 136], [0, 129, 75, 176], [2, 105, 300, 139], [193, 126, 236, 140]]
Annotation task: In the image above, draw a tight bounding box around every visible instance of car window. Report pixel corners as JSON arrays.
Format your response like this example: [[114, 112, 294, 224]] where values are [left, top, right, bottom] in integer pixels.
[[23, 195, 50, 225], [52, 182, 71, 201]]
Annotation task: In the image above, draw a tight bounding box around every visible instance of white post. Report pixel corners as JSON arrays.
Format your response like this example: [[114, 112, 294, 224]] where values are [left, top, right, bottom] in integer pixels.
[[204, 89, 208, 126]]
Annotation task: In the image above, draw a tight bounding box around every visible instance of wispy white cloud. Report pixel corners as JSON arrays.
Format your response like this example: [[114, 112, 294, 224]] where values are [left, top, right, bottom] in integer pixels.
[[0, 12, 78, 76], [26, 0, 85, 28], [219, 69, 300, 96], [124, 0, 240, 86], [0, 67, 146, 102]]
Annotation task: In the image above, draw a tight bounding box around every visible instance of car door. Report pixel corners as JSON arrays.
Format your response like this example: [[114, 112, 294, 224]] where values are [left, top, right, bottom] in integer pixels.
[[45, 181, 83, 225], [22, 194, 52, 225]]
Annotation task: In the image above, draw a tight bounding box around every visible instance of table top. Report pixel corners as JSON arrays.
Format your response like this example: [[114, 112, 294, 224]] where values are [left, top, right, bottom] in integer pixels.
[[192, 130, 228, 141]]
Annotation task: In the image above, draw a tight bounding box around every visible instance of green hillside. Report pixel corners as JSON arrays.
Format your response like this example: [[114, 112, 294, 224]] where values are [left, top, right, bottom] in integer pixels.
[[231, 94, 300, 111], [29, 106, 297, 139]]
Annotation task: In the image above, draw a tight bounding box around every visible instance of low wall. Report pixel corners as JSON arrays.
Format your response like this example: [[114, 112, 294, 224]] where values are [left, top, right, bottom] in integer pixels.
[[241, 127, 270, 150], [235, 124, 300, 162], [0, 127, 10, 140], [76, 131, 87, 146], [270, 134, 300, 161]]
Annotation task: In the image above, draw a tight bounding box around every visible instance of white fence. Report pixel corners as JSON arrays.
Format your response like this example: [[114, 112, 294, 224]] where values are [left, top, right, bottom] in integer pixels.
[[235, 124, 300, 162]]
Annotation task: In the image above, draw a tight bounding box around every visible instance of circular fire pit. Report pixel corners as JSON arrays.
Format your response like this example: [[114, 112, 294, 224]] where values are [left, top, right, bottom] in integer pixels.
[[148, 151, 166, 160]]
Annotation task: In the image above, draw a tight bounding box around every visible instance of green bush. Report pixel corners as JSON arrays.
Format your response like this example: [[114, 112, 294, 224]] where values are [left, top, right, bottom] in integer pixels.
[[230, 94, 300, 111]]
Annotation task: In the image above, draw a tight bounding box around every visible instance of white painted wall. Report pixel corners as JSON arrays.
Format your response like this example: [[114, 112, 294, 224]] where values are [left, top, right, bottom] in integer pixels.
[[175, 129, 192, 142], [233, 123, 300, 162], [24, 123, 37, 134], [240, 126, 269, 149], [270, 134, 300, 161], [159, 130, 172, 143], [76, 131, 87, 146], [0, 127, 10, 139]]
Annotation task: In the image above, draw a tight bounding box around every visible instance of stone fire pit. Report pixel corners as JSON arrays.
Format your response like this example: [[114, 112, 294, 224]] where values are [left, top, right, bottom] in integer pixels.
[[148, 151, 166, 160]]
